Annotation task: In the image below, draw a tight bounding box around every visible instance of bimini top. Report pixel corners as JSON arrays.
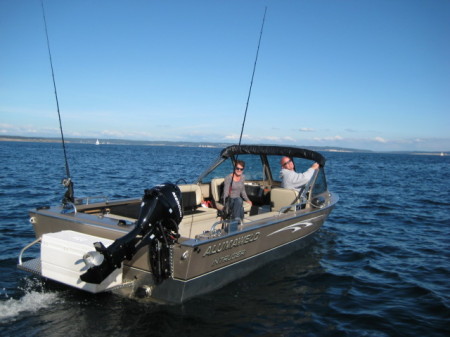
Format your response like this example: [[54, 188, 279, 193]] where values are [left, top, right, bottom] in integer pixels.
[[220, 145, 326, 167]]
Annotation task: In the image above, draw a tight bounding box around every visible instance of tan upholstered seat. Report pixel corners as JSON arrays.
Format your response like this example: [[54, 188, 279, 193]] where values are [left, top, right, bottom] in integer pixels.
[[270, 188, 300, 212], [177, 184, 217, 236], [211, 178, 225, 210], [210, 178, 251, 213], [178, 184, 203, 210]]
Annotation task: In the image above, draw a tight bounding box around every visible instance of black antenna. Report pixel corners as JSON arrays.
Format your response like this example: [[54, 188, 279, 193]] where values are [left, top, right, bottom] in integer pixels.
[[237, 6, 267, 147], [40, 0, 74, 204]]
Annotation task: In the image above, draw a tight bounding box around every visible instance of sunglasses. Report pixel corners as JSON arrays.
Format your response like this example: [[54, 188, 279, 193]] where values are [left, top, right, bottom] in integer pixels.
[[235, 167, 244, 171], [282, 159, 292, 166]]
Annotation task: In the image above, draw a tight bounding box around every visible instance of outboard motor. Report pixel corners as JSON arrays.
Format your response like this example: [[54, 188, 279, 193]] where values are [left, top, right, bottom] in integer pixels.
[[80, 182, 183, 285]]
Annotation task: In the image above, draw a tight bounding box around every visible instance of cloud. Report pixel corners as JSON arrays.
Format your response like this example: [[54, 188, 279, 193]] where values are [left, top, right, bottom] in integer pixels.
[[224, 134, 296, 144], [298, 128, 315, 132], [260, 136, 280, 141], [313, 135, 344, 141], [100, 130, 156, 139], [0, 123, 59, 136], [374, 137, 387, 143], [0, 123, 13, 134], [259, 136, 296, 142], [224, 134, 240, 140]]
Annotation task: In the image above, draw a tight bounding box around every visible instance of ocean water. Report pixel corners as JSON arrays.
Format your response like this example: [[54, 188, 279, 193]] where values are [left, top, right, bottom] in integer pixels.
[[0, 141, 449, 337]]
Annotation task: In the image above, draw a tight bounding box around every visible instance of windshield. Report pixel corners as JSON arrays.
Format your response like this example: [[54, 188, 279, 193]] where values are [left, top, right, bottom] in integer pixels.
[[200, 154, 266, 183], [199, 149, 318, 184]]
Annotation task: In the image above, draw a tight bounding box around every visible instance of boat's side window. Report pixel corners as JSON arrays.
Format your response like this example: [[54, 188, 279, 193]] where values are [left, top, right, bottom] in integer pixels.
[[311, 168, 327, 196], [235, 154, 264, 181], [267, 155, 284, 182], [293, 158, 314, 173], [200, 159, 234, 183]]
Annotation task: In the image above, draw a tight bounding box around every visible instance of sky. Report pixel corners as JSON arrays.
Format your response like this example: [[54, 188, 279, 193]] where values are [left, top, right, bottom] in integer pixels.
[[1, 0, 449, 152]]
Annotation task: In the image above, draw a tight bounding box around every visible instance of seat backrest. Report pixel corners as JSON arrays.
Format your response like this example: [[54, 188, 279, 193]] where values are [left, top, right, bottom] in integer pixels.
[[210, 178, 225, 204], [270, 187, 299, 212], [178, 184, 202, 210]]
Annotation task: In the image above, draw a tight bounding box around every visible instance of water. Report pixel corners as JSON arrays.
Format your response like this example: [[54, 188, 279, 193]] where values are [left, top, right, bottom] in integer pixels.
[[0, 142, 449, 336]]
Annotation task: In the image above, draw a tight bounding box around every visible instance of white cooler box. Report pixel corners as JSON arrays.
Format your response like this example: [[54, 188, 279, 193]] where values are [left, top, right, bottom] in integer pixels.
[[41, 230, 123, 293]]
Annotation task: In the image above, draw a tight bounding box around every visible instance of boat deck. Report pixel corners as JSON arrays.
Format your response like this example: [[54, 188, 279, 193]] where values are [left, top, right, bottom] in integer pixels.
[[74, 182, 313, 239], [102, 206, 280, 239]]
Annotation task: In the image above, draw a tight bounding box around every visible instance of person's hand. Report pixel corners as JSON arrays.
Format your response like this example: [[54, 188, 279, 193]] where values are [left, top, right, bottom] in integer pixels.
[[312, 163, 320, 170]]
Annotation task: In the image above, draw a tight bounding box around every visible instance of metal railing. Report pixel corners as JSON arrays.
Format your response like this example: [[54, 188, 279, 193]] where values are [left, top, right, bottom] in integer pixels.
[[18, 237, 41, 266]]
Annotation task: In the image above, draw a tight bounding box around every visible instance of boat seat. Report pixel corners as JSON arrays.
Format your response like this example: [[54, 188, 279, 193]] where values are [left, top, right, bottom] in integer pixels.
[[178, 184, 217, 235], [210, 178, 251, 213], [270, 187, 300, 212], [211, 178, 225, 210], [178, 184, 203, 211]]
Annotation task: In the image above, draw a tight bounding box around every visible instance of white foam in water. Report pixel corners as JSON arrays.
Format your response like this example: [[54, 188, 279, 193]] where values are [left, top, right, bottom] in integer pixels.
[[0, 287, 60, 321]]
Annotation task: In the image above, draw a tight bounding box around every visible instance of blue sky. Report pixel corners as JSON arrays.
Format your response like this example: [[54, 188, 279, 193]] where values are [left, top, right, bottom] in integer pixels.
[[1, 0, 449, 151]]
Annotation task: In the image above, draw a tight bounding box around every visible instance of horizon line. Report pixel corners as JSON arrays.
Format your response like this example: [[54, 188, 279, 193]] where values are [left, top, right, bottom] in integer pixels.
[[1, 135, 449, 155]]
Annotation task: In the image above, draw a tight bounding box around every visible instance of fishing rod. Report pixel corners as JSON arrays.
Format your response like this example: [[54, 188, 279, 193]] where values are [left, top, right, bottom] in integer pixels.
[[224, 7, 267, 220], [237, 6, 267, 147], [40, 0, 74, 205]]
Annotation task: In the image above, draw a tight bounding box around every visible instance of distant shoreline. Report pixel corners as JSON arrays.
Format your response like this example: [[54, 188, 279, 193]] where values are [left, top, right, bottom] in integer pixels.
[[0, 135, 227, 148], [0, 136, 62, 143], [0, 135, 447, 156]]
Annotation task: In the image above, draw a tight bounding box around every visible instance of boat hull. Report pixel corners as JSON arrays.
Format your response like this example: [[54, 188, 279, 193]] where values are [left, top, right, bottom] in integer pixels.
[[145, 225, 319, 303], [20, 194, 336, 303]]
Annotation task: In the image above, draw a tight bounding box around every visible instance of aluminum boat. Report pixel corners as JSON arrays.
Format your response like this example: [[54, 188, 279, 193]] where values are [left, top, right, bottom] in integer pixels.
[[18, 144, 338, 303]]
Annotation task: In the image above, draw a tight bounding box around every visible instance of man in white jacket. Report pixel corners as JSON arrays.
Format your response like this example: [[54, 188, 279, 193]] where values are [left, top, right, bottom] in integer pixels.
[[280, 156, 319, 191]]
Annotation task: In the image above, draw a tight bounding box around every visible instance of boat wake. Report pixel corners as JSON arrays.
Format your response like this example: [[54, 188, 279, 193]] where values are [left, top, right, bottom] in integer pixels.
[[0, 280, 61, 322]]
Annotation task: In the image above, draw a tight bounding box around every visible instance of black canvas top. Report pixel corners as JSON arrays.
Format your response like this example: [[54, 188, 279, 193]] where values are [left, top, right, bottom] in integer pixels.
[[220, 145, 326, 166]]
